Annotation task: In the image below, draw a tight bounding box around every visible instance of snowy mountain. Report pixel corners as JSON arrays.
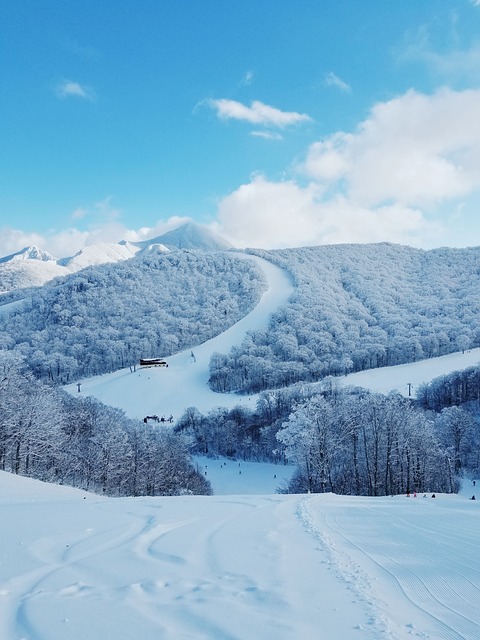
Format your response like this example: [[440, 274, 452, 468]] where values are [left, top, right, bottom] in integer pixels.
[[57, 241, 141, 270], [0, 224, 231, 292], [138, 222, 233, 251], [0, 242, 139, 293], [0, 245, 66, 292], [0, 244, 57, 264]]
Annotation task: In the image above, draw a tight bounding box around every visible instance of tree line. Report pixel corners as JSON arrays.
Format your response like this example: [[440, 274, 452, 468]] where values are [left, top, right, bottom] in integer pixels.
[[177, 375, 479, 496]]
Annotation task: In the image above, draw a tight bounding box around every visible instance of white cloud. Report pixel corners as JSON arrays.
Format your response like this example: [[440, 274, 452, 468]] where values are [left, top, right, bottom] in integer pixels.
[[71, 207, 88, 220], [93, 196, 121, 220], [303, 133, 353, 182], [56, 80, 95, 101], [215, 175, 434, 250], [399, 23, 480, 82], [241, 71, 255, 86], [214, 88, 480, 250], [303, 88, 480, 207], [324, 72, 351, 93], [44, 228, 91, 258], [250, 130, 283, 141], [208, 98, 312, 128]]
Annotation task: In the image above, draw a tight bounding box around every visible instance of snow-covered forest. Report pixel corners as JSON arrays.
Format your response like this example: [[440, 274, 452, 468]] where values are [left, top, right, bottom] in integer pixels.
[[3, 336, 478, 498], [176, 367, 480, 495], [209, 244, 480, 393], [0, 351, 211, 496], [0, 251, 266, 383], [1, 241, 480, 498], [2, 243, 479, 392]]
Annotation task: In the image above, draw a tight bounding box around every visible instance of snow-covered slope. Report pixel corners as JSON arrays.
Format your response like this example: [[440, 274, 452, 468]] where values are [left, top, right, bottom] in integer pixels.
[[58, 241, 141, 270], [0, 258, 65, 292], [68, 249, 480, 421], [341, 348, 480, 397], [66, 254, 294, 420], [0, 245, 56, 264], [1, 470, 479, 640], [0, 242, 142, 292]]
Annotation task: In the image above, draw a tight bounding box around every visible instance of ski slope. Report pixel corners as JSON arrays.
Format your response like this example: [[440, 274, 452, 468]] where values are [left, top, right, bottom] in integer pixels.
[[66, 254, 294, 421], [68, 252, 480, 422], [342, 348, 480, 398], [1, 471, 479, 640], [4, 255, 480, 640]]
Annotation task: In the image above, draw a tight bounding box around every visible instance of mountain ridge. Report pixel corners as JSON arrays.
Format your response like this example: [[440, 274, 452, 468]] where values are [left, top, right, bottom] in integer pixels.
[[0, 223, 232, 292]]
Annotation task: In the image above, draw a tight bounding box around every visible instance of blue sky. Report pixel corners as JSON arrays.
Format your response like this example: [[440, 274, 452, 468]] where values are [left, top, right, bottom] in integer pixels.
[[2, 0, 480, 257]]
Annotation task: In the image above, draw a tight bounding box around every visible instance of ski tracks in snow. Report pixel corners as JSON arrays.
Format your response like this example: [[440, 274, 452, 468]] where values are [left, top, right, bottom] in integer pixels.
[[1, 494, 392, 640], [296, 495, 394, 639], [299, 494, 480, 640]]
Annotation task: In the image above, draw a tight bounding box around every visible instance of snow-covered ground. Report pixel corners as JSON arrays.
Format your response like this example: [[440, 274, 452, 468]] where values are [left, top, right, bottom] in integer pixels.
[[1, 470, 479, 640], [4, 254, 480, 639], [342, 348, 480, 398]]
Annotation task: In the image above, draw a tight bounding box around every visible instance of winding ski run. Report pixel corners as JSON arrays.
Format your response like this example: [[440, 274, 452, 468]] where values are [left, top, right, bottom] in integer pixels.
[[69, 254, 294, 421], [1, 475, 479, 640]]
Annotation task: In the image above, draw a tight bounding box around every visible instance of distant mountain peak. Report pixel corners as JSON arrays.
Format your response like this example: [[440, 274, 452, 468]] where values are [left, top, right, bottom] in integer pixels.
[[58, 242, 141, 269], [0, 245, 57, 264], [0, 224, 233, 293], [139, 223, 233, 252]]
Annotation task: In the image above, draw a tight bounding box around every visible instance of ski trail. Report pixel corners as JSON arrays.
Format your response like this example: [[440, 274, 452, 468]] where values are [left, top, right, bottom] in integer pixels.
[[303, 495, 480, 640], [68, 254, 294, 420], [296, 495, 394, 639]]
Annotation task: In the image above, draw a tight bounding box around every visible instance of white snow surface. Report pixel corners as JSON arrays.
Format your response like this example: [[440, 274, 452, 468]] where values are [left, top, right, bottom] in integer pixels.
[[341, 348, 480, 398], [1, 470, 479, 640], [5, 254, 480, 639]]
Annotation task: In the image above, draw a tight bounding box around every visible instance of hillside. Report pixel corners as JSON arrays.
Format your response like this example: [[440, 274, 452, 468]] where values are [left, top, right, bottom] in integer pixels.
[[209, 243, 480, 393], [1, 245, 479, 499], [65, 254, 293, 420], [2, 242, 479, 392], [0, 250, 266, 383]]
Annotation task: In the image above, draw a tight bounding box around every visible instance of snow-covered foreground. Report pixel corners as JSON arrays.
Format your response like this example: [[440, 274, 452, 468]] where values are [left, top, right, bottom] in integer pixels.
[[1, 470, 479, 640], [67, 254, 294, 421]]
